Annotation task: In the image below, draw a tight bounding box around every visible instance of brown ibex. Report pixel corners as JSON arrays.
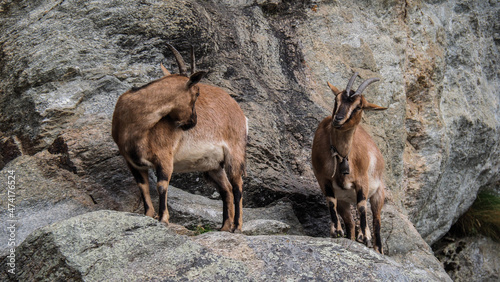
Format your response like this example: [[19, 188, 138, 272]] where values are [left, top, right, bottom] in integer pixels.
[[311, 72, 387, 253], [112, 44, 247, 232]]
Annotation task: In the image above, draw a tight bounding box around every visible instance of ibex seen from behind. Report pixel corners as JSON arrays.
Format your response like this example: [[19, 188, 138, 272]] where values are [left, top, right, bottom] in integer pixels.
[[311, 72, 387, 253], [112, 44, 247, 232]]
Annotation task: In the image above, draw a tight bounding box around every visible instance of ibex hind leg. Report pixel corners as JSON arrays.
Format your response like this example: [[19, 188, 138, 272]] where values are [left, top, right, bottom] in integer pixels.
[[207, 168, 235, 232], [370, 185, 385, 254], [127, 162, 156, 218], [156, 161, 173, 225], [229, 173, 243, 233]]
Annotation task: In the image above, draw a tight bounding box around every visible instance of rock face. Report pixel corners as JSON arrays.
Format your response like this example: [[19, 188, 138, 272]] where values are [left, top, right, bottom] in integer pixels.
[[0, 210, 451, 281], [434, 236, 500, 281], [0, 0, 499, 279]]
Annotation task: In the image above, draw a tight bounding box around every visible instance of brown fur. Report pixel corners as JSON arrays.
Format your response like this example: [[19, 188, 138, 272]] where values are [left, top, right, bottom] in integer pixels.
[[112, 60, 247, 232], [312, 76, 386, 254]]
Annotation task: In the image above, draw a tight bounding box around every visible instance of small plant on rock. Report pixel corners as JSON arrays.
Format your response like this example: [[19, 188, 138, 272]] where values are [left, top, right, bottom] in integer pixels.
[[450, 191, 500, 241]]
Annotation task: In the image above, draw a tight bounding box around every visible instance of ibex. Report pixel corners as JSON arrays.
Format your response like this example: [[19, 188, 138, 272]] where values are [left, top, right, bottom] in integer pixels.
[[112, 44, 247, 232], [311, 72, 387, 253]]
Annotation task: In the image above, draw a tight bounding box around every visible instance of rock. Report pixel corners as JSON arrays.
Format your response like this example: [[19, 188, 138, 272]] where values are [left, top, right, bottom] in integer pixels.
[[0, 154, 96, 257], [434, 235, 500, 281], [168, 186, 305, 235], [400, 0, 500, 245], [381, 205, 451, 281], [194, 232, 451, 281], [242, 219, 290, 235], [0, 0, 499, 279], [0, 211, 248, 281], [0, 210, 451, 281]]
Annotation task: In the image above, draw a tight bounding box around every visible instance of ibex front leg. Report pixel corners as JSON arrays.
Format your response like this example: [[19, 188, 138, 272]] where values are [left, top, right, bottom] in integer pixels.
[[356, 187, 372, 247], [324, 181, 343, 238], [156, 160, 173, 225]]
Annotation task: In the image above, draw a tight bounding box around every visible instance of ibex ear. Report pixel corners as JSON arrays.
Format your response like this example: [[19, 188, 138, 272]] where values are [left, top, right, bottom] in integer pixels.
[[327, 82, 342, 97], [160, 63, 170, 76], [186, 71, 207, 88], [363, 101, 387, 111]]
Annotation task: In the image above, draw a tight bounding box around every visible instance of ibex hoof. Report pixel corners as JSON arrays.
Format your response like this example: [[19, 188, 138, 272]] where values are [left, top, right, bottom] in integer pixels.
[[331, 230, 344, 238], [375, 245, 384, 255], [365, 238, 373, 248], [357, 235, 372, 248], [220, 222, 234, 232]]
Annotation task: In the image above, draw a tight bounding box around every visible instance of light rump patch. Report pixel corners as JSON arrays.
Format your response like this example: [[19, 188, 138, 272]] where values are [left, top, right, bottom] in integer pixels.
[[173, 141, 226, 173]]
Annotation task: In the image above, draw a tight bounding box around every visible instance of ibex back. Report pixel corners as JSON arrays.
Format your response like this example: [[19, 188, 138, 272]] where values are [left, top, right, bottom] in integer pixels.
[[112, 44, 247, 232]]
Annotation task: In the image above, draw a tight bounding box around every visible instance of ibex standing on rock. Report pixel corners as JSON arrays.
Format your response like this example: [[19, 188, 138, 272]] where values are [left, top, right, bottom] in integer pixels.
[[112, 44, 247, 232], [311, 72, 387, 253]]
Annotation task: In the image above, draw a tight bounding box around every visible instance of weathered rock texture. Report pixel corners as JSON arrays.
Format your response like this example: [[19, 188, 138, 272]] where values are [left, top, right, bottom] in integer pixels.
[[434, 235, 500, 281], [0, 210, 451, 281], [0, 0, 498, 279]]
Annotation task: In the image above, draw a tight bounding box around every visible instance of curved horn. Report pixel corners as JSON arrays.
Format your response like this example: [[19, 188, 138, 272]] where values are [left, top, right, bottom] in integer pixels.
[[345, 72, 359, 96], [166, 43, 187, 75], [352, 78, 380, 97], [190, 45, 195, 75]]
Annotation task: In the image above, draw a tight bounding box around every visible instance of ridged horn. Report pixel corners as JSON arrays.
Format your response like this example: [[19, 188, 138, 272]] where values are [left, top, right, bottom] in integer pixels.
[[345, 72, 359, 96], [352, 78, 380, 97], [166, 43, 187, 75], [190, 45, 195, 74]]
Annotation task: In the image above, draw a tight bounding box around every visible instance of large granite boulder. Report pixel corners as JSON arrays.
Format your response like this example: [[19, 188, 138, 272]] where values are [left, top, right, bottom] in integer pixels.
[[0, 210, 451, 281]]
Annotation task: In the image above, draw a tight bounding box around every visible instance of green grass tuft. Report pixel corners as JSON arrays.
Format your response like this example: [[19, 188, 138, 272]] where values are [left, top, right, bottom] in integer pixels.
[[450, 192, 500, 242], [189, 224, 214, 235]]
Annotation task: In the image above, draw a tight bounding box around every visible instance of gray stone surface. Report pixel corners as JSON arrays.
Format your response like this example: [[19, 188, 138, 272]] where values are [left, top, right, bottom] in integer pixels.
[[0, 210, 451, 281], [381, 205, 450, 280], [242, 219, 290, 235], [0, 0, 498, 280], [168, 187, 305, 235], [0, 154, 96, 257], [1, 0, 498, 246], [400, 0, 500, 245], [434, 235, 500, 282]]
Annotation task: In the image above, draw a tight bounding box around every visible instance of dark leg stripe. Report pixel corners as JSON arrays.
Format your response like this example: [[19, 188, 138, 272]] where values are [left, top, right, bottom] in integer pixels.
[[374, 221, 382, 249], [232, 185, 242, 227], [158, 185, 167, 219], [329, 202, 338, 224], [345, 222, 352, 239], [141, 193, 150, 214], [359, 207, 367, 234], [357, 189, 366, 203], [156, 165, 170, 182], [130, 166, 145, 184], [325, 182, 335, 198], [219, 189, 229, 222]]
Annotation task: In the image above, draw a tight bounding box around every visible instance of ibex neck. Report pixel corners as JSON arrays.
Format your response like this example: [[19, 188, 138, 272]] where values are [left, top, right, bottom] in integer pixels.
[[329, 125, 356, 158]]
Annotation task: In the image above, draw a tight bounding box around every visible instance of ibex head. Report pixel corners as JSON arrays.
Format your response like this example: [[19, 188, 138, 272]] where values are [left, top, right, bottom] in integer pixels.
[[327, 72, 387, 130], [162, 43, 207, 130]]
